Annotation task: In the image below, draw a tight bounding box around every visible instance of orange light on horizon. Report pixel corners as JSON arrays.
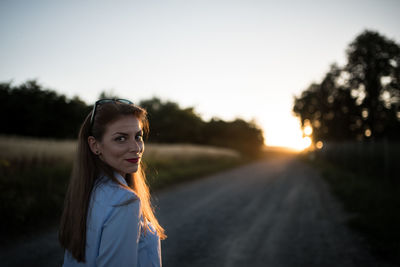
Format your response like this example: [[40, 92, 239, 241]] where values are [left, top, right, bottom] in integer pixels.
[[278, 136, 312, 151], [263, 116, 313, 151], [301, 136, 312, 149]]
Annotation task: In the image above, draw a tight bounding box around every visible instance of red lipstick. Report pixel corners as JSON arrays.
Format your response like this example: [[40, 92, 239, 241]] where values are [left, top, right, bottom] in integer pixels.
[[126, 158, 140, 164]]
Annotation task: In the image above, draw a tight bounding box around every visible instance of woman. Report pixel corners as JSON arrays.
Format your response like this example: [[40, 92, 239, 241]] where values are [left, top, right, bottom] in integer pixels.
[[59, 99, 166, 266]]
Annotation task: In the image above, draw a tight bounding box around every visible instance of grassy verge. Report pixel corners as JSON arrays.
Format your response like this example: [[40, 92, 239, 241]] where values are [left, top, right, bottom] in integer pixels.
[[0, 161, 71, 244], [145, 156, 243, 190], [309, 157, 400, 265]]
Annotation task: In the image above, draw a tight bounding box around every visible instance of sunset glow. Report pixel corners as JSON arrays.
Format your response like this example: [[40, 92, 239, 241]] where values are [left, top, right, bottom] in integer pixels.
[[263, 115, 312, 151], [300, 137, 313, 150]]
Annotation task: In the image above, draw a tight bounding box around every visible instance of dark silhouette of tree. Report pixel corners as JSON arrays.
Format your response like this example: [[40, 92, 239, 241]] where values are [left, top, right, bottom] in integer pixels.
[[139, 97, 205, 144], [0, 80, 90, 138], [203, 118, 265, 156], [293, 65, 362, 142], [293, 30, 400, 143], [346, 30, 400, 140], [139, 97, 264, 155], [98, 90, 119, 100]]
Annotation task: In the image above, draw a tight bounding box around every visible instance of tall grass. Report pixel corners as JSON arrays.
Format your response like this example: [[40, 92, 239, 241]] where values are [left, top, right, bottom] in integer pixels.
[[0, 135, 241, 243], [144, 143, 241, 189], [307, 141, 400, 265]]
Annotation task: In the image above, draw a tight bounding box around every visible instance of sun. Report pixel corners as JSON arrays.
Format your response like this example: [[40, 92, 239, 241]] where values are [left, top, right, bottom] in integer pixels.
[[263, 115, 313, 151]]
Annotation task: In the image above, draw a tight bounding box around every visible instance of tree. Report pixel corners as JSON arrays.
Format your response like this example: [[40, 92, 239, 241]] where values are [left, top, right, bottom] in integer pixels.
[[0, 80, 90, 138], [346, 30, 400, 140], [140, 97, 265, 155], [293, 30, 400, 143], [98, 90, 119, 100], [293, 64, 362, 142], [203, 118, 264, 156], [139, 97, 205, 143]]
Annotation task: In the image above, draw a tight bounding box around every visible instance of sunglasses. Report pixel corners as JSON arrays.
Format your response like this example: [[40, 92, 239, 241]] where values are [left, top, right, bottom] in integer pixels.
[[90, 98, 133, 127]]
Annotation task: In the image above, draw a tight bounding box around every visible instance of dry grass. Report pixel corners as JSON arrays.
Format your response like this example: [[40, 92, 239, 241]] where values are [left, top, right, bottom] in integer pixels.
[[145, 143, 240, 162], [0, 135, 240, 166], [0, 135, 77, 165]]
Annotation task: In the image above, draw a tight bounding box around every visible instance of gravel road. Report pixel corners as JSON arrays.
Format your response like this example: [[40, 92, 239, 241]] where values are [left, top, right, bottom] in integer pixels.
[[154, 156, 394, 267], [1, 155, 395, 266]]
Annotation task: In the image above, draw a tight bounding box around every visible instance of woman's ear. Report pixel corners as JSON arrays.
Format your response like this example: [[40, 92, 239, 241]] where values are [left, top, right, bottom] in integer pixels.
[[88, 136, 101, 155]]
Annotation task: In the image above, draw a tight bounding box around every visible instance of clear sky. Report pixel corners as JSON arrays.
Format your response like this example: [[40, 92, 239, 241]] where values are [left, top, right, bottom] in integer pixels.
[[1, 0, 399, 149]]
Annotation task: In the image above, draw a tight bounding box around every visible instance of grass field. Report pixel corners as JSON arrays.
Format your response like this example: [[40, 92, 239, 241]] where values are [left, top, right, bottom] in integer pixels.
[[0, 135, 242, 243], [305, 142, 400, 265]]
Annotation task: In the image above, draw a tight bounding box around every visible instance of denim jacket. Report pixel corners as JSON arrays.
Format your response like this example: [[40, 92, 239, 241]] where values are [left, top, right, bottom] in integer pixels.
[[63, 172, 161, 267]]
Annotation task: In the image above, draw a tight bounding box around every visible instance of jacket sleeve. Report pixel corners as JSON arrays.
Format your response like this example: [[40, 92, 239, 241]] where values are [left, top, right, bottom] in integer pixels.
[[96, 196, 141, 267]]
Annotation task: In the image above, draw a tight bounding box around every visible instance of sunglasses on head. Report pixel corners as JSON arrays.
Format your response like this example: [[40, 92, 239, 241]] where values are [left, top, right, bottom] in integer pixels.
[[90, 98, 133, 127]]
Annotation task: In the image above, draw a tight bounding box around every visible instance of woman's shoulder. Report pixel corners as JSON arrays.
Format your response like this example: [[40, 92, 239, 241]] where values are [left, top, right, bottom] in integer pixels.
[[92, 175, 139, 207], [85, 175, 142, 248]]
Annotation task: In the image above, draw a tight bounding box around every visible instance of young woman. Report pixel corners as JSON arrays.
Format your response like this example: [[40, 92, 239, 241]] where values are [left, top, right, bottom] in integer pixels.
[[59, 99, 166, 266]]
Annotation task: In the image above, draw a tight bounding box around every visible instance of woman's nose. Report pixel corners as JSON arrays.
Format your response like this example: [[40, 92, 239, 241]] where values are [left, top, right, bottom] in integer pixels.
[[129, 140, 141, 153]]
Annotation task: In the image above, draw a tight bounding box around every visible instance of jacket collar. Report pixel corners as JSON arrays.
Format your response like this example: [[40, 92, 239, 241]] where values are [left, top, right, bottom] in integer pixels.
[[113, 171, 128, 186]]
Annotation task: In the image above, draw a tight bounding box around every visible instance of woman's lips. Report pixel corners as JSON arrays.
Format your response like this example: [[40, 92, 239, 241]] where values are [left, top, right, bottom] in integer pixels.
[[126, 158, 140, 164]]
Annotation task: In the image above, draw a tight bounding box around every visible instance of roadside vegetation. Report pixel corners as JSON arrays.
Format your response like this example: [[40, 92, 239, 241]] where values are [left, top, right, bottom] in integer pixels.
[[0, 135, 243, 244], [292, 30, 400, 265], [306, 142, 400, 265]]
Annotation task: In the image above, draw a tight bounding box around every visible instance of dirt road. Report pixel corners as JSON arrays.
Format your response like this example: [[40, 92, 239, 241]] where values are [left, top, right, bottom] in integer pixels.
[[1, 155, 394, 266], [155, 156, 392, 267]]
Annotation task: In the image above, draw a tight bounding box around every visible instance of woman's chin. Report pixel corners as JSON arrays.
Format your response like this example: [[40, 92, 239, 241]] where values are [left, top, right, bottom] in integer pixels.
[[127, 166, 139, 174]]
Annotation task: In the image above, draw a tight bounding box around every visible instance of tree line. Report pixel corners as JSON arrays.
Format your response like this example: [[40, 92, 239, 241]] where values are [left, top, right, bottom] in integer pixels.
[[0, 81, 264, 155], [293, 30, 400, 143]]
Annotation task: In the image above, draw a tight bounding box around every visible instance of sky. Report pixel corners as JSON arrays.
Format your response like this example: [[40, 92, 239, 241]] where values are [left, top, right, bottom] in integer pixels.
[[1, 0, 399, 149]]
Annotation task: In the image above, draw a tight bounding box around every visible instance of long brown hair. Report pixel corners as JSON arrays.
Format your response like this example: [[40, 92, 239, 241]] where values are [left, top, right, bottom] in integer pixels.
[[59, 101, 166, 262]]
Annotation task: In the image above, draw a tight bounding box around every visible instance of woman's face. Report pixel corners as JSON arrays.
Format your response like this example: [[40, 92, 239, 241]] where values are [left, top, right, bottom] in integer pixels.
[[89, 115, 144, 176]]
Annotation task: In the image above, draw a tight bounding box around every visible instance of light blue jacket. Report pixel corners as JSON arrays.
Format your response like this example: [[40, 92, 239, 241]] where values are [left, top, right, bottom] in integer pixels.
[[63, 172, 161, 267]]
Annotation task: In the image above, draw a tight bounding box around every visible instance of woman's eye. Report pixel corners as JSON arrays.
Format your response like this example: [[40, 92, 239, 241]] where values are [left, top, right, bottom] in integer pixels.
[[136, 135, 143, 141], [115, 136, 127, 142]]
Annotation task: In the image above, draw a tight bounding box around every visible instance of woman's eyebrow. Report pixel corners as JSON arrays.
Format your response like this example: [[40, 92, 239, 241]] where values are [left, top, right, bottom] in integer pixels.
[[112, 130, 143, 136], [112, 132, 129, 136]]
